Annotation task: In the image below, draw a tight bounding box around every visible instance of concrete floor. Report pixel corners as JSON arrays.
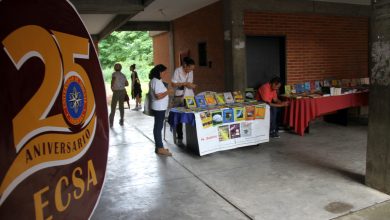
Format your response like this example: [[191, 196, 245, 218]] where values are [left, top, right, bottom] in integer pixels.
[[91, 107, 390, 220]]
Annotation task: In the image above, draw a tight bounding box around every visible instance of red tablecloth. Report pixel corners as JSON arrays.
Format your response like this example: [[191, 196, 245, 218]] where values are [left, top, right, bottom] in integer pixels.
[[284, 92, 369, 136]]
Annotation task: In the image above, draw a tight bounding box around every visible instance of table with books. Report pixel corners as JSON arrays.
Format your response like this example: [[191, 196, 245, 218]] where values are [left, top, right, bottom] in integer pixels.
[[283, 78, 370, 136], [283, 92, 369, 136], [168, 91, 270, 156]]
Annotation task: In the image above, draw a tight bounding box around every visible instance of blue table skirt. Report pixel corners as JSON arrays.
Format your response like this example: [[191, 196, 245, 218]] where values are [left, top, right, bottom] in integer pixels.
[[168, 108, 196, 129]]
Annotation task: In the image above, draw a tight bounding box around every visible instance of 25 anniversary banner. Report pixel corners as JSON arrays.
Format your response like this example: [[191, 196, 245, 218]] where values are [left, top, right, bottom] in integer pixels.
[[0, 0, 109, 219]]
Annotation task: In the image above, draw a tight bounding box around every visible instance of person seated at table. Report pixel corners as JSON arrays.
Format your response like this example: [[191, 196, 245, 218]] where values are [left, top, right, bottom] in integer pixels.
[[256, 77, 289, 138]]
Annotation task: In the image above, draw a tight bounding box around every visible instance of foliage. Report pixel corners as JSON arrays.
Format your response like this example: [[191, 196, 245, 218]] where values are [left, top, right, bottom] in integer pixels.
[[98, 31, 153, 83]]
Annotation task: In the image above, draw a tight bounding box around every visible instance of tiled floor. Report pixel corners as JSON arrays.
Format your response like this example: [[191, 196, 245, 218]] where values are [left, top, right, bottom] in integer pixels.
[[91, 108, 389, 220]]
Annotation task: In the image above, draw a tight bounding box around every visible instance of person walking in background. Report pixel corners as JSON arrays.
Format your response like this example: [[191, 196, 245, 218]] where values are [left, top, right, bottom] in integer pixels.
[[109, 63, 128, 127], [130, 64, 142, 110], [149, 64, 173, 156], [171, 57, 196, 145], [256, 76, 289, 138]]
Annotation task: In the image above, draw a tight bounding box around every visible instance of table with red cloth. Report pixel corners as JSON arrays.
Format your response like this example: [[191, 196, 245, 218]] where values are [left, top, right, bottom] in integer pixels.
[[283, 92, 369, 136]]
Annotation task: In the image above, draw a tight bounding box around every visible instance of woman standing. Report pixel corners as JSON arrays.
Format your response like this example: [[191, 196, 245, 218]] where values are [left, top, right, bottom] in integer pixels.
[[150, 64, 173, 156], [130, 64, 142, 110], [109, 63, 128, 127], [171, 57, 196, 145]]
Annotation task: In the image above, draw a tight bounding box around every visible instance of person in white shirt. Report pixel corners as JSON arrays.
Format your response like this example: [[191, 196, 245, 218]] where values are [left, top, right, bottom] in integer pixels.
[[109, 63, 129, 127], [150, 64, 173, 156], [171, 57, 196, 145]]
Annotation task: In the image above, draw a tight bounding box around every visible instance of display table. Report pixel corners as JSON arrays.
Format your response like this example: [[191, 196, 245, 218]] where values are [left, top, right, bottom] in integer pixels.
[[284, 92, 369, 136], [168, 106, 270, 156]]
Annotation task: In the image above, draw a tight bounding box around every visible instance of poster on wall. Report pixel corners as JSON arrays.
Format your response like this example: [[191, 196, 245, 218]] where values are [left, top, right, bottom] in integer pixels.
[[0, 0, 109, 219]]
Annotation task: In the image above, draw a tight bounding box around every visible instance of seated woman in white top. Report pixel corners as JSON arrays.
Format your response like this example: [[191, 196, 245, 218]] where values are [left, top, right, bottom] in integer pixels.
[[171, 57, 197, 145], [149, 64, 173, 156]]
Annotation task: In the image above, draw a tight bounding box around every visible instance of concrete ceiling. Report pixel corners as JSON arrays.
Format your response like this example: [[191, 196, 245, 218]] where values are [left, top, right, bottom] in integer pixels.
[[72, 0, 371, 40]]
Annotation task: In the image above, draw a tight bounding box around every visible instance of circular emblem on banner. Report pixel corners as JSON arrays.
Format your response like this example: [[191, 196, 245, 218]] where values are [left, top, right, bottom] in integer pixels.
[[62, 76, 87, 125], [0, 0, 109, 219]]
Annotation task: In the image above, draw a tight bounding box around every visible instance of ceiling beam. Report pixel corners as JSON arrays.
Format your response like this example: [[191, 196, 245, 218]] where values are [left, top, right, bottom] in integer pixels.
[[70, 0, 145, 14], [97, 14, 138, 41], [118, 21, 170, 31]]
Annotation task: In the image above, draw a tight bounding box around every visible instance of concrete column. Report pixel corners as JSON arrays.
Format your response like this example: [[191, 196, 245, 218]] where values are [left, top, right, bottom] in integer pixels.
[[366, 0, 390, 194], [222, 0, 234, 91]]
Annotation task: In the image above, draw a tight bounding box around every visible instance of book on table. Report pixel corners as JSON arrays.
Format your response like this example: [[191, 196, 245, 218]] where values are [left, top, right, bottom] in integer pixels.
[[205, 94, 217, 106], [245, 105, 255, 120], [244, 88, 255, 102], [222, 108, 234, 123], [184, 96, 196, 108], [224, 92, 234, 104], [233, 91, 244, 103], [195, 95, 207, 108], [255, 104, 266, 119], [229, 123, 241, 139], [215, 93, 226, 105], [199, 110, 212, 128], [234, 107, 245, 121], [211, 110, 223, 126]]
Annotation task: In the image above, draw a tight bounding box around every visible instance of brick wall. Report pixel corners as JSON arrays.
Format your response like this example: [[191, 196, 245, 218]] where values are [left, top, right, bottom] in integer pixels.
[[152, 32, 171, 82], [172, 1, 225, 93], [244, 12, 369, 85]]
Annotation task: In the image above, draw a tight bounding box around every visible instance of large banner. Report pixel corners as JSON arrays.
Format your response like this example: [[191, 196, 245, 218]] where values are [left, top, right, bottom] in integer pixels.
[[187, 106, 270, 156], [0, 0, 109, 219]]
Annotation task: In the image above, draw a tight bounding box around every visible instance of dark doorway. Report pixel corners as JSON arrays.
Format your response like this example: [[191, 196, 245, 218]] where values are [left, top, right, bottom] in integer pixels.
[[246, 36, 286, 91]]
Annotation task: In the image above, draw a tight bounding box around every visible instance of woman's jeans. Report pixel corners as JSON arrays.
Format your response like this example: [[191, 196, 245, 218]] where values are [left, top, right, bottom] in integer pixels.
[[270, 106, 280, 134], [153, 110, 166, 149]]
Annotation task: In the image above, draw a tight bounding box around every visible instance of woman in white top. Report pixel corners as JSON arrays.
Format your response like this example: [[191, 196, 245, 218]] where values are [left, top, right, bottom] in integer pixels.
[[171, 57, 196, 144], [150, 64, 173, 156], [109, 63, 128, 127]]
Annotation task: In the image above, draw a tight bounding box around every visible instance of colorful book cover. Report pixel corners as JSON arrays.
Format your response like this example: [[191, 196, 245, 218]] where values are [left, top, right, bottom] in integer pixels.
[[295, 84, 304, 93], [304, 82, 310, 92], [229, 123, 241, 139], [195, 95, 207, 108], [215, 93, 226, 105], [314, 81, 321, 91], [360, 77, 369, 85], [255, 104, 266, 119], [234, 107, 245, 121], [341, 79, 351, 87], [211, 110, 223, 126], [245, 105, 255, 120], [284, 85, 292, 95], [331, 79, 338, 87], [241, 122, 252, 137], [224, 92, 234, 104], [233, 91, 244, 103], [199, 111, 212, 128], [218, 125, 230, 141], [351, 78, 358, 87], [184, 96, 196, 108], [244, 88, 255, 101], [205, 94, 217, 106], [222, 108, 234, 123], [323, 80, 331, 87]]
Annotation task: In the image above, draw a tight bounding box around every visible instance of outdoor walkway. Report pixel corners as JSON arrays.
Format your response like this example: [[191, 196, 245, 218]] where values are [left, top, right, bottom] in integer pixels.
[[91, 107, 390, 220]]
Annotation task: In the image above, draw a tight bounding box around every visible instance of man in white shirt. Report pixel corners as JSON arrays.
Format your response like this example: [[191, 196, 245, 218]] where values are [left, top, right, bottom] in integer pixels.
[[171, 57, 196, 145]]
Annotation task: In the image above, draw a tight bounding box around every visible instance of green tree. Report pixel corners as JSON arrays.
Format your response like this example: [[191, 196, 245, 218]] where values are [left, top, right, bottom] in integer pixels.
[[98, 31, 153, 83]]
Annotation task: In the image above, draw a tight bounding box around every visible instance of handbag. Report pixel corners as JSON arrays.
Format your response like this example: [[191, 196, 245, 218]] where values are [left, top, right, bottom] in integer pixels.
[[143, 82, 154, 116]]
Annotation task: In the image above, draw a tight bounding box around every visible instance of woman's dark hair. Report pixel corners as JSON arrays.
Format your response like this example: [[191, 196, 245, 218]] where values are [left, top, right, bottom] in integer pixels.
[[149, 64, 167, 80], [270, 76, 281, 84], [130, 64, 136, 69], [182, 57, 195, 66]]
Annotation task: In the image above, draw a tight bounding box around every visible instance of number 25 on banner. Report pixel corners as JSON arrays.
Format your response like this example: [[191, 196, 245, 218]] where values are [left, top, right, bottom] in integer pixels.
[[3, 25, 95, 151], [1, 25, 97, 204]]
